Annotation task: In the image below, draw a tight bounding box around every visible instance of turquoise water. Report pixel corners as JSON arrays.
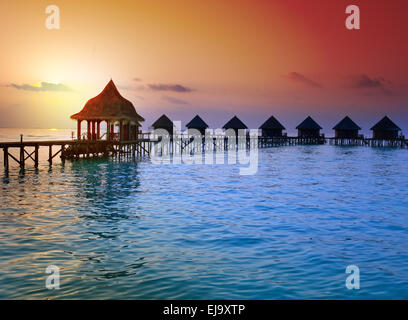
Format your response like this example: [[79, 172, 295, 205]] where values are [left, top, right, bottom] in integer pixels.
[[1, 133, 408, 299]]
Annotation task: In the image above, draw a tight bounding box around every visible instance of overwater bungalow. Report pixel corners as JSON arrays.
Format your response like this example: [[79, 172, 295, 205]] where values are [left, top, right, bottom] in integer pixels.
[[371, 116, 401, 139], [223, 116, 248, 136], [259, 115, 286, 137], [70, 79, 144, 141], [333, 116, 361, 138], [296, 116, 322, 138], [151, 114, 174, 136], [186, 115, 209, 136]]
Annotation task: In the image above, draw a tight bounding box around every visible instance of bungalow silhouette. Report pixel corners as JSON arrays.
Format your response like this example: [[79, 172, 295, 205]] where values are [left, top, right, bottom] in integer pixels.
[[371, 116, 401, 139], [186, 115, 209, 136], [296, 116, 322, 138], [223, 116, 248, 136], [333, 116, 361, 138], [259, 115, 286, 137], [70, 79, 144, 141], [151, 114, 174, 136]]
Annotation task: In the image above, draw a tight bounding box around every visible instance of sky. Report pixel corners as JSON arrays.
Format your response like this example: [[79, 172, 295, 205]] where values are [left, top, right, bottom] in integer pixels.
[[0, 0, 407, 134]]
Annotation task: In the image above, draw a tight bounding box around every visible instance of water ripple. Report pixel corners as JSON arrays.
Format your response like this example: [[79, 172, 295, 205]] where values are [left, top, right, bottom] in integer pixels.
[[1, 146, 408, 299]]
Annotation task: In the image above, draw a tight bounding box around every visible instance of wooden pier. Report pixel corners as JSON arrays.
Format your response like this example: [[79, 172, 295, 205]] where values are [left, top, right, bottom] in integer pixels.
[[0, 137, 151, 171], [326, 137, 408, 147], [1, 135, 408, 171], [258, 136, 326, 147]]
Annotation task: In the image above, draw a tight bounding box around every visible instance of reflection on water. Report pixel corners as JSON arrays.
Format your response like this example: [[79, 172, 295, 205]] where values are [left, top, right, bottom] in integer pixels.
[[1, 145, 408, 299]]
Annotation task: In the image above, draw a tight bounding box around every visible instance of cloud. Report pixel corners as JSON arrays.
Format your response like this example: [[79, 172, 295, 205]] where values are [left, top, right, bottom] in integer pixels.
[[117, 84, 131, 91], [148, 83, 193, 93], [286, 72, 322, 88], [348, 74, 392, 95], [162, 95, 188, 105], [349, 74, 388, 88], [134, 85, 147, 91], [6, 82, 74, 92], [117, 84, 147, 93]]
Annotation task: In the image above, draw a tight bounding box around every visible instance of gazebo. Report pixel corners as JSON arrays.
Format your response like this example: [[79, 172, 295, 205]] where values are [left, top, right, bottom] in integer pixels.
[[70, 80, 144, 141]]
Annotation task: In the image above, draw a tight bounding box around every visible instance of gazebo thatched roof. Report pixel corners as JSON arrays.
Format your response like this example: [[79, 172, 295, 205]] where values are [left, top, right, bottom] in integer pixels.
[[70, 80, 144, 123], [370, 116, 401, 131], [223, 116, 248, 130], [333, 116, 361, 130], [186, 115, 209, 129], [296, 116, 322, 130], [259, 115, 285, 130]]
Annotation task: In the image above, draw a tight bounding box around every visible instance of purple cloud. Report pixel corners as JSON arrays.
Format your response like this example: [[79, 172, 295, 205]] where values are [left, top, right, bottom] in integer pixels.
[[287, 72, 322, 88], [348, 74, 392, 95], [162, 95, 188, 105], [349, 74, 388, 88], [148, 83, 193, 93]]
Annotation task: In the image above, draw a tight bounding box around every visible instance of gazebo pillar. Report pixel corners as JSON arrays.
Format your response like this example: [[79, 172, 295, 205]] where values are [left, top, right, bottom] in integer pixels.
[[106, 120, 110, 141], [91, 120, 95, 140], [97, 121, 101, 140], [77, 120, 82, 140], [87, 120, 91, 140], [132, 125, 137, 141], [124, 121, 129, 141], [120, 121, 124, 141], [111, 123, 115, 140]]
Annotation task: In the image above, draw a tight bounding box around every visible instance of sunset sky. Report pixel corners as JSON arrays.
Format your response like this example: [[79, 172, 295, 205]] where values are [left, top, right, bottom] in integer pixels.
[[1, 0, 407, 134]]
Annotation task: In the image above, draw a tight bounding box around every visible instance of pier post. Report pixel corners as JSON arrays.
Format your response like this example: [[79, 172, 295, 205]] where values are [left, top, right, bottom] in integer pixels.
[[3, 147, 9, 170], [34, 145, 39, 168], [61, 145, 66, 163], [20, 145, 25, 169], [48, 145, 52, 164]]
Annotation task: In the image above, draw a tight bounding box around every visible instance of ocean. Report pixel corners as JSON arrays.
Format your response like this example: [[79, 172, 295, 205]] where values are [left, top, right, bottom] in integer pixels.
[[1, 128, 408, 299]]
